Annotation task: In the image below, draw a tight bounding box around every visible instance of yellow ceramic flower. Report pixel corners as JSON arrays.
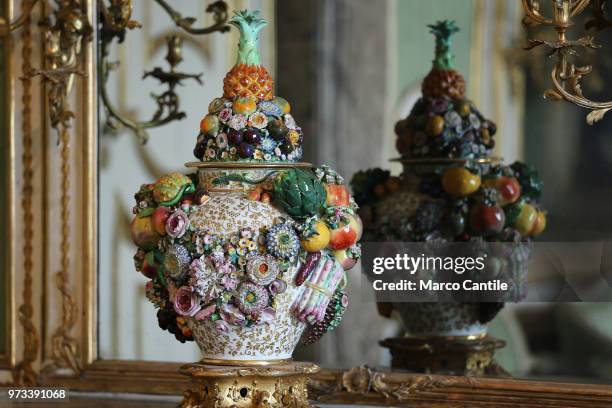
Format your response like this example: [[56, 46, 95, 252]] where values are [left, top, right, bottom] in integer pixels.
[[287, 130, 300, 146]]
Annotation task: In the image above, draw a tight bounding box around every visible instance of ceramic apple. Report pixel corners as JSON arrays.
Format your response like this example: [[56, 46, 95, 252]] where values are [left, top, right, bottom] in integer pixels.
[[325, 184, 350, 207], [333, 249, 358, 270], [484, 176, 521, 206], [469, 204, 505, 235], [131, 216, 160, 250], [514, 202, 537, 236], [301, 221, 331, 252], [497, 177, 521, 205], [442, 167, 481, 197], [152, 206, 171, 235], [530, 210, 546, 236], [328, 214, 362, 250]]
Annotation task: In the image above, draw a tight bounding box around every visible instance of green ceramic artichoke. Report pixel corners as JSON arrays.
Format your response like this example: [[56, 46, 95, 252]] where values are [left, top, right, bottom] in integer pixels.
[[274, 169, 326, 218]]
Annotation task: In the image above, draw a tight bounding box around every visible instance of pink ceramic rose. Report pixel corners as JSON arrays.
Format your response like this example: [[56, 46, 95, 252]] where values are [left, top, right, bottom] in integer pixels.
[[174, 286, 201, 317], [194, 304, 217, 321], [217, 260, 236, 276], [221, 275, 239, 291], [269, 279, 287, 295], [218, 107, 232, 123], [219, 303, 247, 326], [258, 307, 276, 325], [166, 210, 190, 238], [215, 320, 230, 334]]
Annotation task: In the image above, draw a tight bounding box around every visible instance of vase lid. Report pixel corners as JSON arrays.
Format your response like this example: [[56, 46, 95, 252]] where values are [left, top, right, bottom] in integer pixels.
[[395, 21, 498, 162], [193, 9, 304, 165]]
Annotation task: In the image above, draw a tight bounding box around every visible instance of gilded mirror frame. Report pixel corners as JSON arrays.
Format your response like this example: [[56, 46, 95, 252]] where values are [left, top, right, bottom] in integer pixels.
[[0, 0, 15, 371], [0, 0, 612, 406]]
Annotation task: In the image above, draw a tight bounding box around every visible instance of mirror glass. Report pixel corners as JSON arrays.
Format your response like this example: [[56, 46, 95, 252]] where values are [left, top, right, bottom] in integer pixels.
[[97, 0, 612, 385], [518, 11, 612, 383]]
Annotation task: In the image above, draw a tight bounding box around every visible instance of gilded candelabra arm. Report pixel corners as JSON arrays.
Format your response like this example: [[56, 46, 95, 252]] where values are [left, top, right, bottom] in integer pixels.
[[0, 0, 40, 36], [523, 0, 554, 25], [571, 0, 593, 16], [98, 0, 141, 40], [523, 0, 612, 124], [154, 0, 230, 35], [99, 35, 203, 143], [523, 0, 592, 26], [99, 0, 228, 142]]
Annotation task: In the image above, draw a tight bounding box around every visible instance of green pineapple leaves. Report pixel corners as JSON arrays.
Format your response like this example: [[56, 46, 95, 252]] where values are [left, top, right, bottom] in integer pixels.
[[230, 9, 267, 66], [428, 20, 460, 71]]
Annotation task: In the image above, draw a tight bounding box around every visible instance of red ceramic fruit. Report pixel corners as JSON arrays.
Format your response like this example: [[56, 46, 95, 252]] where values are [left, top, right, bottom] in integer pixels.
[[469, 204, 505, 235], [497, 177, 521, 205], [514, 202, 537, 236], [328, 214, 362, 250], [333, 249, 358, 271], [325, 184, 350, 207], [152, 206, 171, 235], [141, 252, 158, 279], [486, 176, 521, 206], [530, 210, 546, 236]]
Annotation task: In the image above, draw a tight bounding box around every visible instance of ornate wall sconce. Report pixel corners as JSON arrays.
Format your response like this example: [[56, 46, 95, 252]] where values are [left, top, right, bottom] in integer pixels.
[[522, 0, 612, 124], [99, 0, 230, 143]]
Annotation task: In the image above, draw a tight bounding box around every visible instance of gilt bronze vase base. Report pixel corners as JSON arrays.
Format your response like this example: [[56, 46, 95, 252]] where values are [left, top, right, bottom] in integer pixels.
[[178, 361, 320, 408], [380, 335, 508, 377]]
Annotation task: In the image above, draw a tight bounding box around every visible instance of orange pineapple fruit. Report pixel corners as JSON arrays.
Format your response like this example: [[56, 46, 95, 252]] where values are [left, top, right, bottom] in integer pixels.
[[223, 10, 274, 101], [421, 21, 466, 100], [224, 65, 273, 101]]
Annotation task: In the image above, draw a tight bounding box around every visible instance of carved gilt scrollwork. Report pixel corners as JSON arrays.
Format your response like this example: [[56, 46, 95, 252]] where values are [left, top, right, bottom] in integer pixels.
[[309, 365, 474, 404], [0, 0, 93, 384], [28, 0, 92, 376], [13, 0, 38, 387], [522, 0, 612, 124]]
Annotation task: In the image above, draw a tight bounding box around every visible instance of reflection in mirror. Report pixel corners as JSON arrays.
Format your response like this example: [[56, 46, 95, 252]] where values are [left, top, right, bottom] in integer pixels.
[[519, 9, 612, 383], [0, 0, 8, 358], [98, 1, 275, 362], [96, 0, 612, 386]]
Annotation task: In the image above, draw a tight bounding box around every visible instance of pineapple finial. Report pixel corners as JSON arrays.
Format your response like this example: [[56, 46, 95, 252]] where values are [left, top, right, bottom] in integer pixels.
[[428, 20, 460, 71], [230, 9, 267, 66]]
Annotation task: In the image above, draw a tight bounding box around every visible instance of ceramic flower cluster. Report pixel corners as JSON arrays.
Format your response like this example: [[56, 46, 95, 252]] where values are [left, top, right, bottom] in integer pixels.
[[132, 165, 363, 344], [395, 97, 496, 159], [194, 96, 303, 163]]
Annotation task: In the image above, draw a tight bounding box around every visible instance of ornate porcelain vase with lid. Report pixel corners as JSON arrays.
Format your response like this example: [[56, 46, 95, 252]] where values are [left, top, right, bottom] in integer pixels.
[[130, 10, 361, 366], [352, 21, 546, 339]]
